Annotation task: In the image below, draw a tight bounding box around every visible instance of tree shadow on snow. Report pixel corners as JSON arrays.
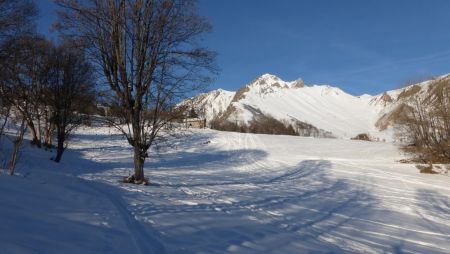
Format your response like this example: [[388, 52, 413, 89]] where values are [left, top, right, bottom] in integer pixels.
[[36, 130, 268, 181], [415, 189, 450, 220], [414, 189, 450, 239], [153, 159, 326, 188], [131, 160, 394, 254], [16, 132, 449, 253], [151, 149, 268, 171]]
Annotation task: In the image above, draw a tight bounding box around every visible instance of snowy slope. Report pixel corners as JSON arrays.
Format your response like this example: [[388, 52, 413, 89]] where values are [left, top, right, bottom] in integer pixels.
[[0, 132, 165, 254], [179, 88, 235, 122], [185, 73, 450, 140], [230, 75, 382, 138], [1, 127, 450, 253]]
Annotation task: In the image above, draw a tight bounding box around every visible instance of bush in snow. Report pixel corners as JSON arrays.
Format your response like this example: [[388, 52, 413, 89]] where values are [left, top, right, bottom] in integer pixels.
[[396, 77, 450, 163], [351, 133, 372, 141]]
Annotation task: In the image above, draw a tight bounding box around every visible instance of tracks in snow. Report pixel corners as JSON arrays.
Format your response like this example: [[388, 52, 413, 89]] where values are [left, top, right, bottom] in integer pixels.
[[77, 177, 166, 254], [74, 129, 450, 254]]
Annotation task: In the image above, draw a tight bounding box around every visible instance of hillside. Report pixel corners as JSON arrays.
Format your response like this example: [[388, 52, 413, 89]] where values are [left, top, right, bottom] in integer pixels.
[[181, 89, 235, 123], [183, 74, 450, 140]]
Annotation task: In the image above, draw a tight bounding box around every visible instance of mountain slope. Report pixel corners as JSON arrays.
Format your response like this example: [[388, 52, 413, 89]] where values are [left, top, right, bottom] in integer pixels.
[[180, 89, 235, 122], [184, 73, 450, 140]]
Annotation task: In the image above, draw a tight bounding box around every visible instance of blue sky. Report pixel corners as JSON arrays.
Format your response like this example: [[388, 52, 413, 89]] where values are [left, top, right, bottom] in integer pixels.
[[37, 0, 450, 95]]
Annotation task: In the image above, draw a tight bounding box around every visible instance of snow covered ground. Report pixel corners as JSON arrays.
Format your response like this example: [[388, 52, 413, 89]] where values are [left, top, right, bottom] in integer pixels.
[[1, 127, 450, 253]]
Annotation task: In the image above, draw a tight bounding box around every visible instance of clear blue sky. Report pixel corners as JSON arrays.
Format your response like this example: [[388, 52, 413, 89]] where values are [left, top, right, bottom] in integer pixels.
[[37, 0, 450, 95]]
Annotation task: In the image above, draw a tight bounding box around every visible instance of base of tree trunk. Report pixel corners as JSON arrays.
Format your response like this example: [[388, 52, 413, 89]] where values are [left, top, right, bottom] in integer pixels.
[[30, 139, 42, 148], [122, 175, 149, 185], [43, 143, 55, 149]]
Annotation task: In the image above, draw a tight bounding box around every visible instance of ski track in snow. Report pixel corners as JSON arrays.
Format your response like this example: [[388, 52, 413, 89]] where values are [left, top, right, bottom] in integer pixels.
[[1, 127, 450, 253], [81, 179, 165, 254]]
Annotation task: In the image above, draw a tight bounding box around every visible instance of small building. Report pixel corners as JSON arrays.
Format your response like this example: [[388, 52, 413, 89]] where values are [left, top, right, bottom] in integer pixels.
[[96, 104, 111, 117], [184, 118, 206, 128]]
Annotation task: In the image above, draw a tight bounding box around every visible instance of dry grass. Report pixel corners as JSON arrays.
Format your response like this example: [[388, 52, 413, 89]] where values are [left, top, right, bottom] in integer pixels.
[[397, 85, 422, 101], [416, 164, 439, 174], [380, 92, 394, 104], [375, 103, 413, 131], [400, 145, 450, 164]]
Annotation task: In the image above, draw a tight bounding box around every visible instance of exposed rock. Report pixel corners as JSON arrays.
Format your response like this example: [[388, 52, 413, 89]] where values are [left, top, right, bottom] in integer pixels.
[[291, 79, 305, 88], [232, 86, 250, 102]]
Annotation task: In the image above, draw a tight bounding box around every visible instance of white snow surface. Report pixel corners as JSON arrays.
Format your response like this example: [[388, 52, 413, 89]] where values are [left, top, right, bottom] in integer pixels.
[[1, 126, 450, 253]]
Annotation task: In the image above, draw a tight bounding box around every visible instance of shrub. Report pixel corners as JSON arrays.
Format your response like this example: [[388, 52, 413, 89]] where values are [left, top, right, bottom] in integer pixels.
[[351, 133, 371, 141], [396, 77, 450, 163], [416, 164, 439, 174], [211, 115, 297, 136]]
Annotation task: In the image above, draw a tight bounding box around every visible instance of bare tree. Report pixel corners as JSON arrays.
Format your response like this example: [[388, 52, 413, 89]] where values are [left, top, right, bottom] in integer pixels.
[[0, 0, 37, 42], [0, 0, 37, 174], [56, 0, 216, 184], [0, 36, 54, 148], [46, 42, 96, 162], [0, 0, 37, 117], [397, 77, 450, 163]]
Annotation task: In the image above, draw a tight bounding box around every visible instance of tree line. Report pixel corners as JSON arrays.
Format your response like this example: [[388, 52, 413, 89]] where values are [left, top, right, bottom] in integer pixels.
[[0, 0, 95, 175], [0, 0, 216, 182]]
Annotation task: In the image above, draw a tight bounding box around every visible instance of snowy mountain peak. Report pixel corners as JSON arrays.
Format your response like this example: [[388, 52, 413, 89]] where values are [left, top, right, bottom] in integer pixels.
[[248, 73, 286, 88], [258, 73, 280, 81], [182, 73, 449, 140], [299, 84, 347, 97], [216, 88, 230, 93], [214, 88, 234, 97], [247, 74, 306, 90]]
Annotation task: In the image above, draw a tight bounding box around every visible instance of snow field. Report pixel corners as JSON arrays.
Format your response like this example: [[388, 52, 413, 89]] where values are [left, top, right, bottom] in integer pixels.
[[1, 127, 449, 253]]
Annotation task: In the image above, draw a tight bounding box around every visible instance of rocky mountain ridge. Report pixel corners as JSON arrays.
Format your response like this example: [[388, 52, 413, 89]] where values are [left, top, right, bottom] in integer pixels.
[[181, 73, 450, 140]]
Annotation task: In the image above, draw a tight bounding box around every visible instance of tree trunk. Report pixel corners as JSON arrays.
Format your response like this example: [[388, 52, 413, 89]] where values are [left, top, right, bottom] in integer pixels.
[[9, 141, 21, 175], [36, 115, 42, 146], [27, 119, 41, 148], [43, 116, 54, 148], [54, 137, 64, 163], [8, 120, 27, 175], [44, 125, 54, 148], [54, 127, 65, 163], [133, 145, 145, 182], [129, 108, 147, 184]]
